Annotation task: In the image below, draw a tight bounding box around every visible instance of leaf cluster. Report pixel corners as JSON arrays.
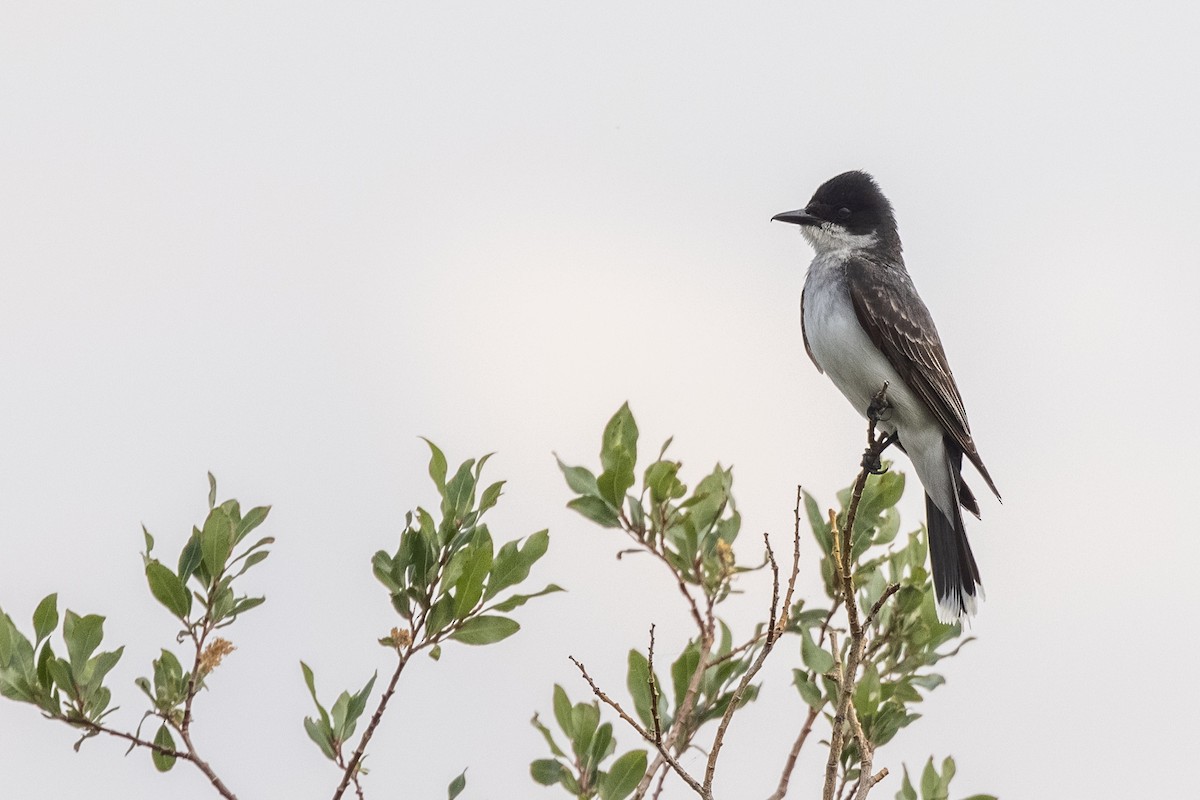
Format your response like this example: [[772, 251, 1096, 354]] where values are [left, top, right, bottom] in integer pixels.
[[558, 402, 743, 605], [530, 685, 648, 800], [895, 756, 997, 800], [0, 596, 123, 730], [371, 440, 561, 654]]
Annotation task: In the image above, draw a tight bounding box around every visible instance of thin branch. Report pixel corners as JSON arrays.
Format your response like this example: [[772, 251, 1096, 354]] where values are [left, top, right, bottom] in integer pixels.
[[633, 627, 714, 800], [66, 715, 238, 800], [570, 656, 710, 799], [705, 630, 766, 670], [332, 647, 413, 800], [176, 723, 240, 800], [651, 764, 670, 800], [703, 521, 803, 795], [647, 625, 664, 744], [823, 384, 892, 800], [619, 509, 706, 630], [766, 704, 822, 800], [70, 718, 188, 759], [864, 583, 901, 629]]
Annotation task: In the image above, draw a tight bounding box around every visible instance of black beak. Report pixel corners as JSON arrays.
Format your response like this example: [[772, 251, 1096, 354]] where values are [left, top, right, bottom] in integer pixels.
[[771, 209, 823, 227]]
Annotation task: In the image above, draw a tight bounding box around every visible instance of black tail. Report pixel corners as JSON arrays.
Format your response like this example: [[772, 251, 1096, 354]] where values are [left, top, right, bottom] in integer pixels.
[[925, 444, 983, 621]]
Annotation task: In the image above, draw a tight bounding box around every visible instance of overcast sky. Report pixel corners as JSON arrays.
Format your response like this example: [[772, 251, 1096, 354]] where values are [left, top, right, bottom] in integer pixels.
[[3, 3, 1199, 798]]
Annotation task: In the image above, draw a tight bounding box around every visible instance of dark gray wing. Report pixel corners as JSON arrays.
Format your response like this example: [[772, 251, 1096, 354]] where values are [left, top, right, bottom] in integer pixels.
[[846, 259, 1000, 500]]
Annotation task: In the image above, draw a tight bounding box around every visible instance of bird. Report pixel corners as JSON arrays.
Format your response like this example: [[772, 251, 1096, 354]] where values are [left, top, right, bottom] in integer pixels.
[[772, 170, 999, 621]]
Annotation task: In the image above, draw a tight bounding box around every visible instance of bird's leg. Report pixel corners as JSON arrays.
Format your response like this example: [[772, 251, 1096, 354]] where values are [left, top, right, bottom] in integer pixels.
[[861, 383, 893, 474], [866, 382, 892, 426]]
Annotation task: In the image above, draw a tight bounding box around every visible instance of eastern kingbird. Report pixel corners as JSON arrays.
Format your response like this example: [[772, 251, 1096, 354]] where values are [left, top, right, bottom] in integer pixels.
[[772, 170, 999, 621]]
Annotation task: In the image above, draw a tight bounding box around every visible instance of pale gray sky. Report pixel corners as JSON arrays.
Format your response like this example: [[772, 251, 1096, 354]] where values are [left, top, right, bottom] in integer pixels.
[[2, 3, 1198, 798]]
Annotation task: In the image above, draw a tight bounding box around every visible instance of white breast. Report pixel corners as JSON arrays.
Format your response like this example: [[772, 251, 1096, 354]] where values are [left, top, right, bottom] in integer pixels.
[[801, 255, 934, 438]]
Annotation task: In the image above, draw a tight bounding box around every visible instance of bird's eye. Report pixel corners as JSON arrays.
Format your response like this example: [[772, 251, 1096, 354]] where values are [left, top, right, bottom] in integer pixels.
[[837, 207, 852, 220]]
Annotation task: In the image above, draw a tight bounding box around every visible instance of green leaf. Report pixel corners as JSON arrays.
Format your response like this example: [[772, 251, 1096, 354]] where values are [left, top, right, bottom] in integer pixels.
[[85, 647, 124, 690], [567, 496, 620, 528], [331, 691, 352, 740], [589, 721, 614, 767], [234, 505, 271, 544], [344, 672, 377, 739], [530, 759, 566, 786], [452, 532, 494, 618], [47, 658, 73, 697], [895, 766, 918, 800], [304, 715, 336, 760], [596, 403, 638, 506], [854, 662, 881, 718], [422, 438, 449, 492], [552, 684, 574, 737], [299, 661, 331, 727], [556, 456, 600, 497], [152, 723, 177, 772], [200, 509, 233, 577], [800, 627, 835, 675], [429, 644, 442, 661], [940, 755, 956, 794], [670, 640, 700, 710], [32, 594, 58, 644], [571, 702, 600, 756], [178, 530, 204, 581], [600, 749, 648, 800], [488, 584, 564, 612], [625, 650, 665, 730], [63, 612, 104, 674], [146, 561, 192, 620], [447, 768, 467, 800], [626, 650, 652, 728], [485, 530, 550, 601], [207, 472, 217, 510], [792, 670, 824, 709], [531, 712, 567, 758], [442, 458, 478, 522], [233, 550, 270, 578], [920, 757, 938, 800], [478, 480, 505, 516], [449, 615, 519, 645]]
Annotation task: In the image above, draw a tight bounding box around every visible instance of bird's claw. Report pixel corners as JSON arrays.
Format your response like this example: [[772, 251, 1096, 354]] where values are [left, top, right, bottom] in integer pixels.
[[867, 382, 892, 424], [861, 450, 889, 475]]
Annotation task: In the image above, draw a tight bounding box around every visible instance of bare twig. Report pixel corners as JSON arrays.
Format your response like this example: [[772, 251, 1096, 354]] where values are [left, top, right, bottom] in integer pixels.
[[651, 765, 670, 800], [70, 718, 188, 760], [65, 706, 237, 799], [703, 517, 805, 795], [766, 704, 822, 800], [619, 508, 706, 630], [864, 583, 901, 629], [633, 629, 715, 800], [648, 625, 664, 744]]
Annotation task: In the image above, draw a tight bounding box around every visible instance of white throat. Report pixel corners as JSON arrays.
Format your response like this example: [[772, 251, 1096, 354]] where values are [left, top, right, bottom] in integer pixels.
[[800, 224, 879, 255]]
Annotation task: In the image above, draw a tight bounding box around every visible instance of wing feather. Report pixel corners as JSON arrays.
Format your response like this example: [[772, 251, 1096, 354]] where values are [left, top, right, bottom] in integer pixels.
[[846, 259, 1000, 500]]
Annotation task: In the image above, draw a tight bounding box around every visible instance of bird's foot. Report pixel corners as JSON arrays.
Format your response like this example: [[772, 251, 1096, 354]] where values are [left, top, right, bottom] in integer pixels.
[[861, 449, 888, 475], [867, 382, 892, 424], [862, 433, 898, 475]]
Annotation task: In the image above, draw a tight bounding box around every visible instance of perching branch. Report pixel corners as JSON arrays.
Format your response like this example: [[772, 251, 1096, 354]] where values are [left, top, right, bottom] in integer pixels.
[[822, 384, 897, 800]]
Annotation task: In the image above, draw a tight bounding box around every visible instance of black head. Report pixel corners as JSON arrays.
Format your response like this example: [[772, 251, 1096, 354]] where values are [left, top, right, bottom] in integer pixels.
[[772, 170, 899, 247]]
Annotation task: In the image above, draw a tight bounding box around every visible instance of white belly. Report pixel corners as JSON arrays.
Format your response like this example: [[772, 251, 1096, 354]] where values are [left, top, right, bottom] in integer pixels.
[[802, 259, 954, 516]]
